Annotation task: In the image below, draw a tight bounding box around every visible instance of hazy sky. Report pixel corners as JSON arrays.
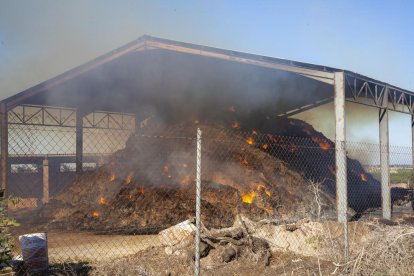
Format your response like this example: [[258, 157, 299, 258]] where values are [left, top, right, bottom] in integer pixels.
[[0, 0, 413, 146]]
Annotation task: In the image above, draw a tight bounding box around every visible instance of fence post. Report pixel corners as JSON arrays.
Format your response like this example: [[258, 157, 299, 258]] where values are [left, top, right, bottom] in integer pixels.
[[195, 128, 202, 276], [76, 110, 83, 174], [42, 158, 49, 204], [0, 102, 8, 197], [379, 86, 391, 219], [334, 72, 349, 260]]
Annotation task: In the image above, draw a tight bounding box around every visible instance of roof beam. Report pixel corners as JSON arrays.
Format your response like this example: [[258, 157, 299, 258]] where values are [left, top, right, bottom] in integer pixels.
[[277, 97, 333, 117], [5, 40, 147, 110], [147, 41, 335, 85]]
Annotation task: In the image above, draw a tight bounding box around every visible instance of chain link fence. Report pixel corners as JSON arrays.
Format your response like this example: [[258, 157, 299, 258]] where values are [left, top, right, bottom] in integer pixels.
[[4, 119, 414, 274]]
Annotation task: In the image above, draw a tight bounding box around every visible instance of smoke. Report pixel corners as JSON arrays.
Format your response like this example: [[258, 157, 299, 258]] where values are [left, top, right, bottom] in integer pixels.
[[11, 43, 412, 167], [41, 48, 332, 127]]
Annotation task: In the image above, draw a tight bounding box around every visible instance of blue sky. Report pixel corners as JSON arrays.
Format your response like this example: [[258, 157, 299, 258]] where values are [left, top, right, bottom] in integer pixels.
[[0, 0, 413, 147]]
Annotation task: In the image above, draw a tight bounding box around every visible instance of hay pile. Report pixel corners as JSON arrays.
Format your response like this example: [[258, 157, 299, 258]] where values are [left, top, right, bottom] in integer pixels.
[[41, 120, 338, 232]]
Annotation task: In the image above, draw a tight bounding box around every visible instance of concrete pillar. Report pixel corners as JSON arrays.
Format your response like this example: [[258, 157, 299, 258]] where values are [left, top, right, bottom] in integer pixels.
[[76, 111, 83, 173], [42, 159, 49, 204], [0, 103, 8, 197], [412, 115, 414, 188], [379, 87, 391, 219], [334, 72, 348, 222]]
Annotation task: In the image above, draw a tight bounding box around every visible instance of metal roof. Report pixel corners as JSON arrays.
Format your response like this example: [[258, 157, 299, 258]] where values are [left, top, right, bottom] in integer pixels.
[[2, 35, 413, 114]]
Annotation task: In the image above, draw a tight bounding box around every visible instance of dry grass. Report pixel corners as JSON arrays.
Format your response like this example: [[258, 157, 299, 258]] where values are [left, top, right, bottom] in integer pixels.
[[346, 222, 414, 275]]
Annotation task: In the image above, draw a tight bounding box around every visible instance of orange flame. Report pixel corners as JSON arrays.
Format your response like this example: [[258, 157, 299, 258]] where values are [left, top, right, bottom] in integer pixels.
[[265, 205, 273, 214], [109, 174, 116, 181], [242, 191, 258, 204], [91, 211, 100, 218], [304, 129, 330, 151], [252, 130, 257, 135], [246, 137, 255, 145], [258, 183, 271, 197], [361, 173, 367, 182], [228, 106, 236, 113], [240, 157, 249, 166], [319, 142, 330, 151], [138, 187, 145, 194], [242, 183, 271, 204], [232, 122, 240, 129], [99, 196, 107, 205], [261, 144, 269, 150]]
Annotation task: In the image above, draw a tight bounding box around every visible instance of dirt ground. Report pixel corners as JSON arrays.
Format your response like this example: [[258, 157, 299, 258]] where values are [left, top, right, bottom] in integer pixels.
[[90, 246, 336, 276], [14, 231, 159, 263], [11, 216, 414, 275], [88, 217, 414, 276]]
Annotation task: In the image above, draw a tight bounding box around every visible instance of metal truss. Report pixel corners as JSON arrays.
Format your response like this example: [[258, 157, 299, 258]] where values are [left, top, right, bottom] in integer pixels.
[[278, 73, 414, 118], [8, 105, 135, 130], [83, 111, 135, 130], [345, 73, 414, 115]]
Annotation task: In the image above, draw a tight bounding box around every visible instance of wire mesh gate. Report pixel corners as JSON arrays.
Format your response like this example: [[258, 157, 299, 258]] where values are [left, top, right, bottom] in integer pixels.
[[3, 119, 414, 275]]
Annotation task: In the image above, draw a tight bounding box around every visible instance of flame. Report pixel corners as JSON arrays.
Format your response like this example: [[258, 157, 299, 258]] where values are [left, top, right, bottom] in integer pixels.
[[228, 106, 236, 113], [258, 183, 271, 197], [361, 173, 367, 182], [265, 205, 273, 214], [246, 137, 255, 145], [128, 194, 133, 200], [242, 183, 271, 204], [303, 129, 330, 151], [181, 175, 191, 188], [232, 121, 240, 129], [261, 144, 268, 150], [99, 196, 107, 205], [319, 142, 330, 150], [328, 165, 336, 176], [125, 172, 133, 184], [240, 157, 249, 166], [242, 191, 258, 204], [252, 130, 257, 135], [91, 211, 100, 218], [138, 187, 145, 194], [109, 174, 116, 181]]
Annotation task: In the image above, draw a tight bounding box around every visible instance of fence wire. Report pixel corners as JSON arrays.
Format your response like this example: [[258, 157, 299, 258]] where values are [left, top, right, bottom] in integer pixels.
[[3, 123, 414, 275]]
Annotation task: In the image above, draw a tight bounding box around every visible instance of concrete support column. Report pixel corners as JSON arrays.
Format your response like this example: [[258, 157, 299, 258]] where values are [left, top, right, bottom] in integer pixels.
[[334, 72, 348, 223], [412, 115, 414, 188], [379, 87, 391, 219], [76, 111, 83, 174], [0, 103, 8, 197], [42, 159, 49, 204]]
